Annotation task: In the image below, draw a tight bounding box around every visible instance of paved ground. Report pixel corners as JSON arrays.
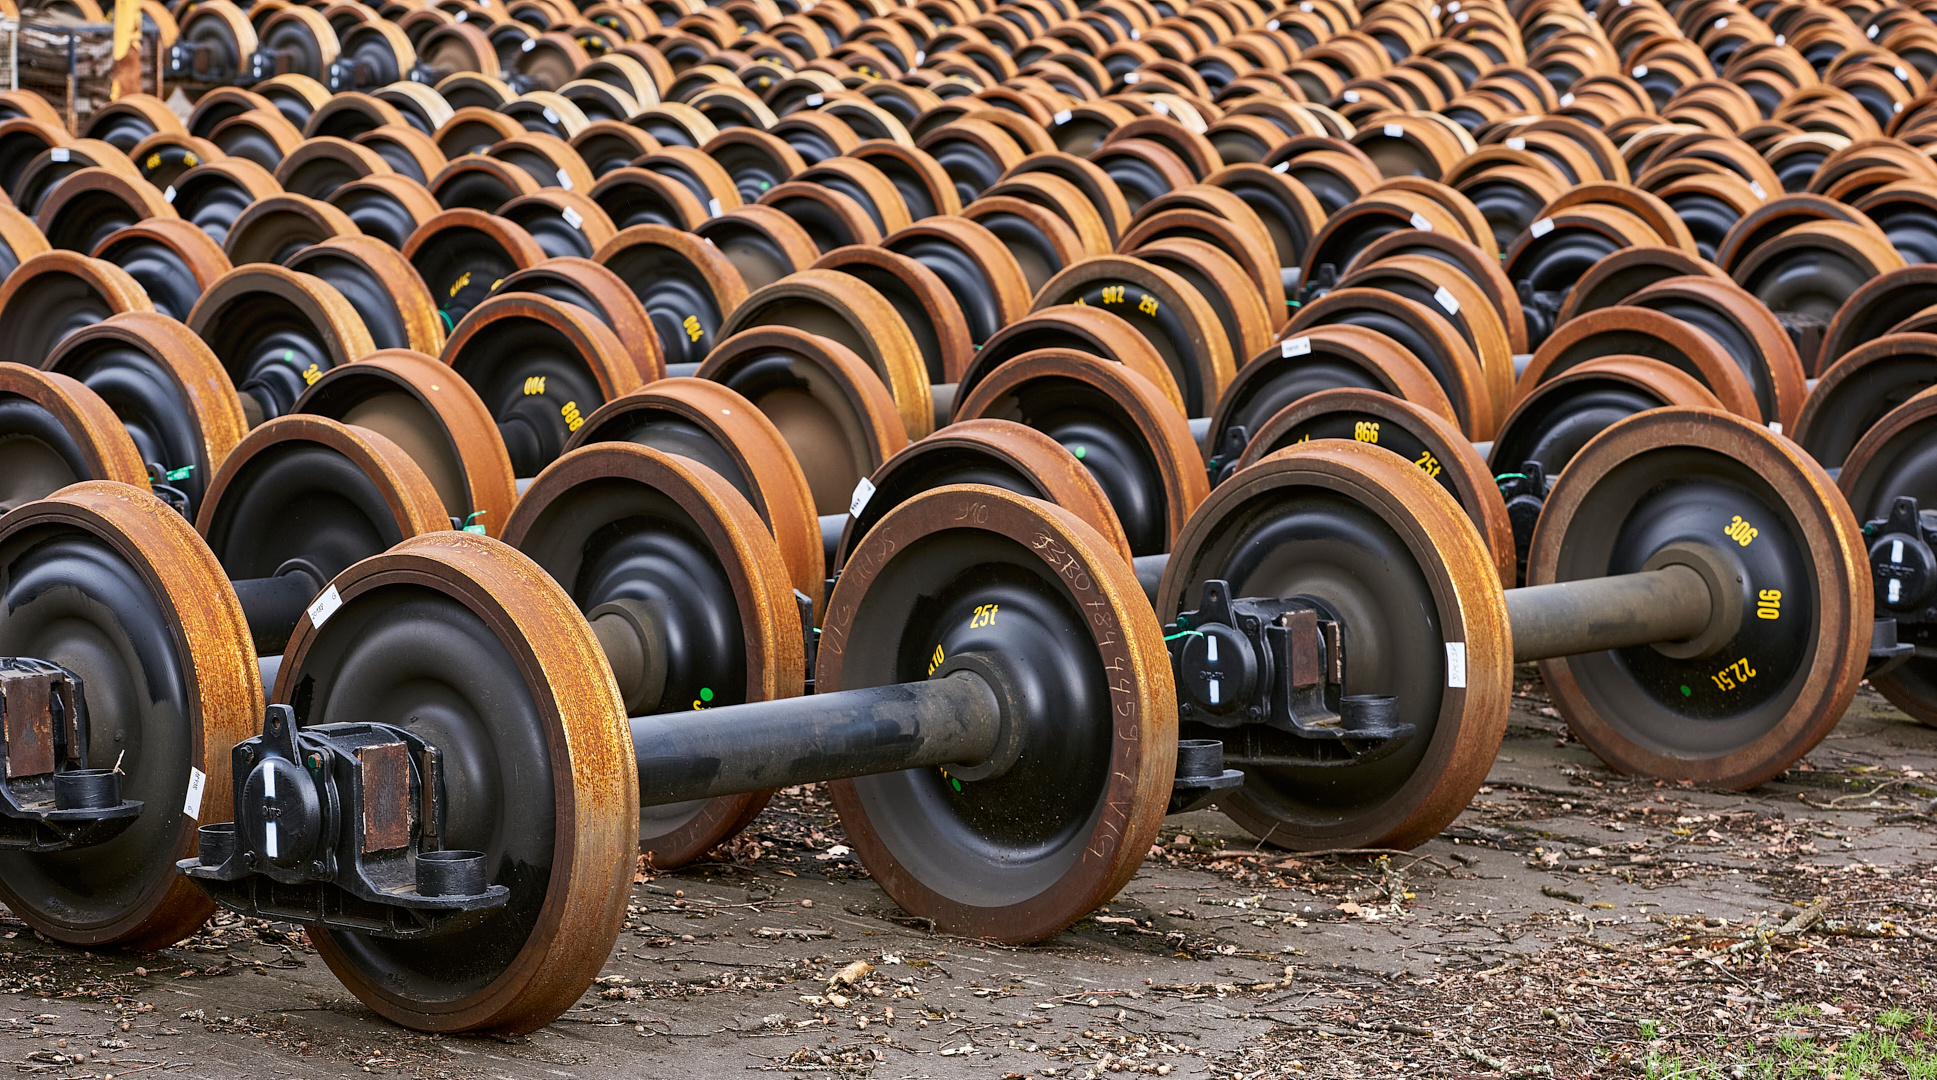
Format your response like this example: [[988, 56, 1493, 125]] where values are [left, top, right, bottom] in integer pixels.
[[0, 669, 1931, 1080]]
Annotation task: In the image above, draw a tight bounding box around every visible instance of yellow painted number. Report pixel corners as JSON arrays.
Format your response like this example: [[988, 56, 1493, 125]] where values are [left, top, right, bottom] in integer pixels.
[[1413, 449, 1441, 477], [145, 152, 161, 170], [1138, 294, 1159, 316], [1757, 589, 1781, 620], [683, 315, 703, 342], [449, 271, 471, 299], [927, 644, 945, 676], [523, 375, 546, 396], [1724, 515, 1758, 546], [1101, 284, 1126, 304], [1710, 657, 1756, 691], [561, 400, 583, 431], [968, 603, 1000, 629], [302, 363, 321, 386], [1354, 420, 1380, 443]]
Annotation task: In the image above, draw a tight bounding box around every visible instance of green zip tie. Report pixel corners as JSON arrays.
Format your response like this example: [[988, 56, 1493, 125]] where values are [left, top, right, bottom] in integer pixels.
[[462, 511, 488, 534], [1494, 472, 1528, 484], [1163, 629, 1204, 641], [438, 309, 455, 332], [164, 464, 194, 482]]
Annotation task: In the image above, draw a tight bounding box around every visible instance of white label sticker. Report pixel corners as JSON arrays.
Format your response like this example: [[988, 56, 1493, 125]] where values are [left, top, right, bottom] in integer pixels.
[[1531, 217, 1555, 238], [1272, 161, 1290, 173], [1130, 27, 1140, 38], [806, 93, 823, 106], [1897, 101, 1906, 114], [1153, 101, 1169, 115], [848, 476, 876, 517], [522, 38, 535, 51], [1266, 18, 1279, 29], [50, 148, 68, 162], [1506, 136, 1526, 150], [1633, 65, 1648, 77], [1775, 34, 1784, 44], [1433, 286, 1459, 315], [1385, 123, 1404, 138], [561, 205, 583, 229], [1344, 90, 1360, 102], [1898, 65, 1911, 82], [163, 185, 176, 203], [708, 197, 722, 217], [1281, 336, 1312, 357], [914, 51, 924, 64], [1124, 72, 1139, 83], [1054, 109, 1071, 124], [1869, 24, 1880, 37], [308, 584, 343, 628], [555, 168, 573, 190], [1409, 212, 1433, 231], [184, 767, 207, 819], [1560, 92, 1575, 106], [1748, 180, 1766, 199], [1429, 3, 1440, 15], [1445, 642, 1466, 688], [1715, 16, 1728, 28], [1453, 10, 1467, 20], [543, 106, 559, 124]]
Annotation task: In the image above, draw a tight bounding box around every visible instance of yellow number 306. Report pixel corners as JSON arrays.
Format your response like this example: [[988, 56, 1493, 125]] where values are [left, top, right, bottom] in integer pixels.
[[1723, 515, 1758, 546]]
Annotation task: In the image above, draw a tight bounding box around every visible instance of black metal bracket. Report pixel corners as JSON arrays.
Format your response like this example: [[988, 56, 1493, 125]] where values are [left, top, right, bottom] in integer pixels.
[[1166, 580, 1412, 747], [179, 705, 507, 940], [0, 659, 141, 852], [1863, 496, 1936, 678], [1167, 739, 1243, 815]]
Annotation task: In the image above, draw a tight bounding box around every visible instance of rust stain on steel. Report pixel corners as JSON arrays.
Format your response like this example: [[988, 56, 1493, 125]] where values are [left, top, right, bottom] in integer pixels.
[[356, 741, 412, 853]]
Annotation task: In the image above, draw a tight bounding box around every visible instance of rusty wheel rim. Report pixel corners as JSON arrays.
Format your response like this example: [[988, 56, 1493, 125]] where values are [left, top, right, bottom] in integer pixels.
[[1490, 353, 1723, 484], [1289, 286, 1494, 440], [593, 224, 749, 368], [1156, 440, 1510, 849], [1553, 245, 1723, 325], [403, 207, 548, 329], [1793, 333, 1937, 471], [491, 256, 663, 382], [1530, 408, 1868, 788], [0, 251, 153, 366], [186, 264, 376, 424], [954, 349, 1206, 556], [832, 417, 1133, 570], [1033, 254, 1234, 418], [42, 312, 247, 516], [90, 216, 231, 322], [0, 483, 260, 948], [824, 484, 1174, 942], [284, 531, 636, 1033], [0, 363, 148, 511], [718, 268, 933, 438], [286, 235, 446, 356], [564, 377, 824, 613], [441, 292, 647, 478], [1515, 306, 1762, 423], [1236, 387, 1517, 587], [293, 348, 517, 537], [811, 244, 973, 386], [502, 442, 801, 867], [697, 326, 909, 517], [221, 192, 361, 264], [1205, 324, 1459, 484]]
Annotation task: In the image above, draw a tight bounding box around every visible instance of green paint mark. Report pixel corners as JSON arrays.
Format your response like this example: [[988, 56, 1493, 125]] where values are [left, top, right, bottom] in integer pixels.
[[1680, 685, 1692, 697], [1073, 445, 1087, 459], [282, 349, 296, 364], [949, 776, 962, 792], [699, 687, 714, 703], [759, 180, 771, 191]]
